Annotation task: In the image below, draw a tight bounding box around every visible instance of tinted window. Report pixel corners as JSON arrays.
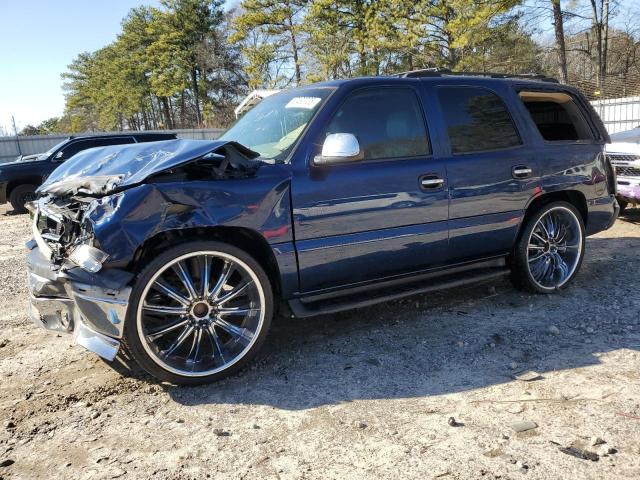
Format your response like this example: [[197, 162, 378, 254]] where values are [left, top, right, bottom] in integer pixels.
[[519, 91, 594, 141], [93, 137, 136, 148], [58, 137, 135, 160], [438, 87, 521, 154], [137, 135, 175, 143], [326, 88, 430, 160]]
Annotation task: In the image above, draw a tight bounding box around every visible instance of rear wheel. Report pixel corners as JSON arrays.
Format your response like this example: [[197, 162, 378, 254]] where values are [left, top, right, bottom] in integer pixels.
[[124, 241, 273, 384], [9, 184, 36, 214], [511, 201, 585, 293]]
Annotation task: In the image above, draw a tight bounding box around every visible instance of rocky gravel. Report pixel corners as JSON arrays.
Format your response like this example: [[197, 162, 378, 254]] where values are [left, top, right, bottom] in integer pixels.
[[1, 204, 639, 479]]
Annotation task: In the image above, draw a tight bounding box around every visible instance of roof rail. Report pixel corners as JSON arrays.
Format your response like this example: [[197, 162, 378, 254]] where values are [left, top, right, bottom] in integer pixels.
[[393, 68, 559, 83]]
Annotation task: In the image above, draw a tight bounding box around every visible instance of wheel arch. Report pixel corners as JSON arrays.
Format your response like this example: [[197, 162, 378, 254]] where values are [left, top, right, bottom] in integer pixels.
[[522, 190, 588, 231], [7, 177, 41, 196], [129, 226, 283, 298]]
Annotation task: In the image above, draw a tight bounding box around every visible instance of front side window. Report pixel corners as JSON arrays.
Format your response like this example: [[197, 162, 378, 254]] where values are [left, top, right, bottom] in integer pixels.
[[325, 87, 430, 161], [220, 88, 334, 162], [438, 86, 521, 154], [57, 140, 94, 160], [519, 91, 594, 142]]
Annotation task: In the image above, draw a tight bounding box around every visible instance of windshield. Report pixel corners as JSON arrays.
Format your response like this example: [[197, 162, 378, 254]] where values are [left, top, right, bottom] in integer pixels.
[[220, 88, 334, 161]]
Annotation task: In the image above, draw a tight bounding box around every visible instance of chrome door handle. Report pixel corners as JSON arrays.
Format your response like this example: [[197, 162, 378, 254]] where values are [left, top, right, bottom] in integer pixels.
[[420, 175, 445, 189], [512, 166, 532, 179]]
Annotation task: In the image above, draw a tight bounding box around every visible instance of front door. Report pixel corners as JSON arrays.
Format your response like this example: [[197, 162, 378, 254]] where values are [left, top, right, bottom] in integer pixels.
[[291, 85, 449, 293]]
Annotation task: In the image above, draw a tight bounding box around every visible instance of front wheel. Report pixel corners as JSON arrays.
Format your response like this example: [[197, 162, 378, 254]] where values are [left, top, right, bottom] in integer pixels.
[[123, 241, 273, 385], [511, 201, 585, 293]]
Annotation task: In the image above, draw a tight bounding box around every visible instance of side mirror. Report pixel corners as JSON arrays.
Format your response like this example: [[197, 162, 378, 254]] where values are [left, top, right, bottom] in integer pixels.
[[313, 133, 363, 166], [54, 151, 65, 161]]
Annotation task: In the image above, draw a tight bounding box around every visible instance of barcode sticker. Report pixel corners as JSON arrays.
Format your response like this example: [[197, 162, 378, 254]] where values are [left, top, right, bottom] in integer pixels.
[[285, 97, 321, 110]]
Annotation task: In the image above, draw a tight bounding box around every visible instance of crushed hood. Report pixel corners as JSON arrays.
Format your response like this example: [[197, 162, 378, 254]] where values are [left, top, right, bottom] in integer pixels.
[[38, 139, 260, 197]]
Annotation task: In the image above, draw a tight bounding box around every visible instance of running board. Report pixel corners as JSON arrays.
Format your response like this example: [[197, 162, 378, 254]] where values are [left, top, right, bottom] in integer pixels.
[[288, 266, 509, 318]]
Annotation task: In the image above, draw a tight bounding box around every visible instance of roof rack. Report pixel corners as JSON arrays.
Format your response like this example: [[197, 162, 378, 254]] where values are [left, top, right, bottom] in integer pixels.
[[393, 68, 559, 83]]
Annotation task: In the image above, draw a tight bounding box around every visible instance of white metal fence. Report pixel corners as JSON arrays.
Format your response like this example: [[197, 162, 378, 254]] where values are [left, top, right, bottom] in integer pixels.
[[0, 128, 224, 164], [591, 96, 640, 135]]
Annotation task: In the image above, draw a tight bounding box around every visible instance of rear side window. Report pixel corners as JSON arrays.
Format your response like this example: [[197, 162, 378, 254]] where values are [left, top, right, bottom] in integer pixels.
[[437, 86, 521, 154], [92, 137, 136, 148], [326, 87, 430, 160], [519, 91, 594, 142], [58, 137, 135, 160]]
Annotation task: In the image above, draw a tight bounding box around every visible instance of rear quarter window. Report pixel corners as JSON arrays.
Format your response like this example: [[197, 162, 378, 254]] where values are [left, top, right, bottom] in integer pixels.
[[518, 91, 595, 142]]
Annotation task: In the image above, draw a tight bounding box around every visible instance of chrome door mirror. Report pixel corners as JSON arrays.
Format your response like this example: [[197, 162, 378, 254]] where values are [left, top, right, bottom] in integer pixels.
[[313, 133, 363, 166]]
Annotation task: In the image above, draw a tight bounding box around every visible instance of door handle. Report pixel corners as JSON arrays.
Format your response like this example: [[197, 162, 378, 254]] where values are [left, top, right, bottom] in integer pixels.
[[512, 166, 533, 179], [420, 175, 445, 189]]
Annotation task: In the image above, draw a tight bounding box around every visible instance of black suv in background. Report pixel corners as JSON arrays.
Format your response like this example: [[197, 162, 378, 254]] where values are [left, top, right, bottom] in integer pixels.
[[0, 132, 177, 213]]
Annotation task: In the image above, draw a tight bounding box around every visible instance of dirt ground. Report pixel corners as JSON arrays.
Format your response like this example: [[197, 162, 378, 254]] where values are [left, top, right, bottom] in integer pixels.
[[0, 204, 639, 480]]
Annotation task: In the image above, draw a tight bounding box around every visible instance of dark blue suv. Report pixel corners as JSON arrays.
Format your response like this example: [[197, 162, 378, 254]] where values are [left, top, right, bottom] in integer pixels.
[[26, 72, 619, 384]]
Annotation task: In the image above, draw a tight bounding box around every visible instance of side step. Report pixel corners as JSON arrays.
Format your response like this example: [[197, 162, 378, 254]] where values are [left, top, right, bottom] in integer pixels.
[[288, 265, 510, 318]]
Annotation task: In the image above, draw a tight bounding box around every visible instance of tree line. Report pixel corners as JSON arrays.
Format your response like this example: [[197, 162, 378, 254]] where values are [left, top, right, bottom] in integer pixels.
[[19, 0, 640, 136]]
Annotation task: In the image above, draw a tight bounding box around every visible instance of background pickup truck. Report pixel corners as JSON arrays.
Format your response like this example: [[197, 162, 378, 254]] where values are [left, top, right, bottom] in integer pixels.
[[0, 132, 176, 213], [608, 127, 640, 213]]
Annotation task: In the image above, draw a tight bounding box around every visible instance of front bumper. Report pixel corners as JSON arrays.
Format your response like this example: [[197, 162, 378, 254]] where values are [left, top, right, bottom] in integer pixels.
[[26, 245, 133, 361], [0, 182, 7, 204]]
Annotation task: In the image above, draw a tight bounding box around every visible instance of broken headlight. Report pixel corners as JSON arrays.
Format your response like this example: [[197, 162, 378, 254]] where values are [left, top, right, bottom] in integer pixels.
[[68, 244, 109, 273]]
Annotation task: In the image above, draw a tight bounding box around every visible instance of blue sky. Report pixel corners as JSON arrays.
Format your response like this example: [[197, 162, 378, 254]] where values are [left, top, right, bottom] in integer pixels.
[[0, 0, 164, 133]]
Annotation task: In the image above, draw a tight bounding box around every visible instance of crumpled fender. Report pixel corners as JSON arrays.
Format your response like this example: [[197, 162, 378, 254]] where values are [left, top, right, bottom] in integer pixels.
[[85, 164, 294, 269]]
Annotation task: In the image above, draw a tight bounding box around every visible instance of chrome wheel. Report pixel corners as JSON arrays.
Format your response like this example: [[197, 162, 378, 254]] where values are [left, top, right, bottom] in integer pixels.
[[526, 206, 582, 290], [136, 251, 266, 377]]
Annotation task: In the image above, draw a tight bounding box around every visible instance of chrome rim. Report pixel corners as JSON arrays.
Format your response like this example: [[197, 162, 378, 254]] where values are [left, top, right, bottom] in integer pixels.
[[527, 206, 582, 290], [136, 251, 265, 377]]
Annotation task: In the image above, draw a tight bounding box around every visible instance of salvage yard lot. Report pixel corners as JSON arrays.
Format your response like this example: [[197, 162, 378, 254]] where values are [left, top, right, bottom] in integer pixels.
[[1, 204, 639, 480]]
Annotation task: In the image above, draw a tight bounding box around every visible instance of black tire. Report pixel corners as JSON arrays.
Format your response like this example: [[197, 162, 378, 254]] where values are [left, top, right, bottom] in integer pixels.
[[9, 184, 37, 214], [123, 240, 274, 385], [511, 201, 585, 294], [617, 198, 628, 214]]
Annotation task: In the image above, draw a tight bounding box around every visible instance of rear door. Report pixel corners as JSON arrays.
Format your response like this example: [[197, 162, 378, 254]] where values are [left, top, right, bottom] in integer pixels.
[[430, 82, 540, 263], [291, 84, 449, 293]]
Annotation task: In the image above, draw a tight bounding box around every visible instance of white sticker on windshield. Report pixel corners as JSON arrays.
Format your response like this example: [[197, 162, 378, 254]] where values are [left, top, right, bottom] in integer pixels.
[[285, 96, 321, 110]]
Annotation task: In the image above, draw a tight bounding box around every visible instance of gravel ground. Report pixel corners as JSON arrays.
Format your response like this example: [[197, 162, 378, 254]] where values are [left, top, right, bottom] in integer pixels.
[[1, 204, 639, 480]]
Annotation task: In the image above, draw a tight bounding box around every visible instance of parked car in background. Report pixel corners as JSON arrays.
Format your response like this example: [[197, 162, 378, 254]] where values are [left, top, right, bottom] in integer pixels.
[[0, 132, 177, 213], [26, 72, 618, 384], [608, 127, 640, 212]]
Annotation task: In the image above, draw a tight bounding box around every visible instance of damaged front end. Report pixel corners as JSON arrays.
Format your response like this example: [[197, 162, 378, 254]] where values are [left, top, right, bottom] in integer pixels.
[[26, 139, 266, 361], [27, 195, 134, 360]]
